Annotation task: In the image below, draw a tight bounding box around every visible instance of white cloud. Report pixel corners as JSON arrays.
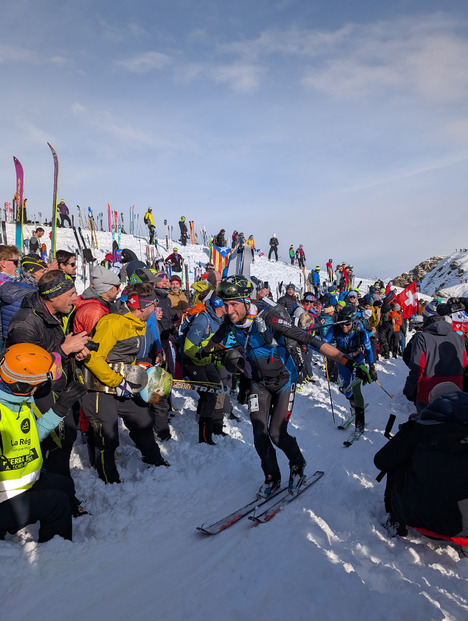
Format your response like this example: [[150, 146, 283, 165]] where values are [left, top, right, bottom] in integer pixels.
[[0, 45, 36, 63], [178, 62, 263, 92], [217, 13, 468, 102], [116, 51, 172, 73], [15, 119, 51, 143], [71, 101, 196, 152]]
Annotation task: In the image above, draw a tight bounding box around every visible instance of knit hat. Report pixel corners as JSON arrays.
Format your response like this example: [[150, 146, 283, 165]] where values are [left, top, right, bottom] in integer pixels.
[[422, 300, 439, 319], [169, 275, 182, 282], [428, 382, 461, 403], [90, 265, 120, 294], [21, 255, 47, 274]]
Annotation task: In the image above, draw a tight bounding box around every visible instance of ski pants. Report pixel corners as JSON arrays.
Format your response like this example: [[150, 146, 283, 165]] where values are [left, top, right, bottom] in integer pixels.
[[148, 224, 155, 244], [338, 365, 365, 409], [268, 247, 278, 261], [59, 214, 72, 228], [248, 370, 305, 479], [390, 331, 401, 357], [0, 472, 73, 542], [81, 392, 163, 484], [183, 361, 224, 426], [35, 392, 79, 501]]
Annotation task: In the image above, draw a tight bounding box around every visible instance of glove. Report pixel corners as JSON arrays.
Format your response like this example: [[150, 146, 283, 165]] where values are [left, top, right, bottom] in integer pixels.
[[194, 349, 209, 362], [116, 379, 140, 398], [52, 381, 88, 417], [369, 364, 378, 382], [354, 363, 372, 385]]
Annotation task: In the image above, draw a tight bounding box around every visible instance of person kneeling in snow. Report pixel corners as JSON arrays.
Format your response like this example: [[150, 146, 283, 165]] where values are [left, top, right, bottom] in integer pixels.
[[0, 344, 86, 542], [374, 382, 468, 553]]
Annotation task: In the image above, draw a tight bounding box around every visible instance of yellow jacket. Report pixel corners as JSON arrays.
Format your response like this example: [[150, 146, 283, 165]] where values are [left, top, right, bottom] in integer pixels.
[[85, 311, 147, 387], [144, 210, 154, 226]]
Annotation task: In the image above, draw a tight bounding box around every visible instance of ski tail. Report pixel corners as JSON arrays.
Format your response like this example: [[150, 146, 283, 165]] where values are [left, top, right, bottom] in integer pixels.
[[47, 143, 59, 258]]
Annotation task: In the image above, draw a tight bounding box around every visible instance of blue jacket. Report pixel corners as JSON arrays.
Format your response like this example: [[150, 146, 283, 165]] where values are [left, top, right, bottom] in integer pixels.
[[0, 277, 35, 342], [324, 324, 374, 365]]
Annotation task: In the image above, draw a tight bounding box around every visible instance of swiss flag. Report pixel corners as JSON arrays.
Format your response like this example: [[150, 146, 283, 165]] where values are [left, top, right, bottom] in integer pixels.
[[394, 281, 418, 318]]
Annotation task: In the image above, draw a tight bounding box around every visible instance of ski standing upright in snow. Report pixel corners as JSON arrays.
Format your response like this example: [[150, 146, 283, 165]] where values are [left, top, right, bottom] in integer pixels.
[[47, 143, 59, 258], [13, 157, 24, 252]]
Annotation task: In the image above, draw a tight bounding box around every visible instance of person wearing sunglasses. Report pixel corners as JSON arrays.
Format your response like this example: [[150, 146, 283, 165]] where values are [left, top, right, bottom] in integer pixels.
[[323, 305, 378, 437], [0, 256, 50, 350], [0, 343, 86, 543], [81, 282, 169, 484], [56, 249, 77, 279], [0, 245, 22, 349]]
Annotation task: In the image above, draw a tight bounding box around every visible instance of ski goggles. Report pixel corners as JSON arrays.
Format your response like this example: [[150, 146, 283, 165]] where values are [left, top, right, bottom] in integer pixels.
[[49, 352, 63, 381], [0, 351, 62, 385]]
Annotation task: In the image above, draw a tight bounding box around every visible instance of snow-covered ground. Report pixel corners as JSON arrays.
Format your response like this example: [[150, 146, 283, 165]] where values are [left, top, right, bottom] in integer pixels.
[[1, 224, 468, 621]]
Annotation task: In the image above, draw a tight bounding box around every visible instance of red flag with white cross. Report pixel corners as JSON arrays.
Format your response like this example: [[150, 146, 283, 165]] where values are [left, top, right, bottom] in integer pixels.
[[395, 281, 418, 319]]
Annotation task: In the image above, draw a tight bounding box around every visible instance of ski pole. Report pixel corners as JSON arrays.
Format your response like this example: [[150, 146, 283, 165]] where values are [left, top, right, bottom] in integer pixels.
[[324, 358, 335, 424], [375, 380, 394, 399]]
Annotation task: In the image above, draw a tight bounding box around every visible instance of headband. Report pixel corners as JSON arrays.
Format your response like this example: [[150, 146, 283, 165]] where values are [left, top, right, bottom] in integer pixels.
[[38, 274, 75, 300]]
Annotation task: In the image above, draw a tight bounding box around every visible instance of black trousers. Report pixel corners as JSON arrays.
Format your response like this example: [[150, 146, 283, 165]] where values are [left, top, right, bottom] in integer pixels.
[[81, 392, 162, 484], [59, 214, 72, 228], [35, 392, 78, 499], [249, 371, 305, 479], [268, 247, 278, 260], [0, 472, 73, 542], [183, 361, 224, 424]]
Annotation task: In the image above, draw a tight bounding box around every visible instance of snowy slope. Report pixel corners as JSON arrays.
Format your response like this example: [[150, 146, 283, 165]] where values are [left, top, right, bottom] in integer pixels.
[[1, 225, 467, 621], [420, 250, 468, 299]]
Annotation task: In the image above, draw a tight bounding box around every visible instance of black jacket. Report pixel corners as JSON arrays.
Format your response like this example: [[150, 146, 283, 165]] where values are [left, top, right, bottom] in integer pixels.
[[6, 291, 72, 392], [374, 392, 468, 537], [277, 293, 299, 315]]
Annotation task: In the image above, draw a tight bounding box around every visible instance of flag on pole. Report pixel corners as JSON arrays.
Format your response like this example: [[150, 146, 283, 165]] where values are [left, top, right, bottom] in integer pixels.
[[452, 311, 468, 334], [394, 281, 418, 318], [211, 244, 233, 274]]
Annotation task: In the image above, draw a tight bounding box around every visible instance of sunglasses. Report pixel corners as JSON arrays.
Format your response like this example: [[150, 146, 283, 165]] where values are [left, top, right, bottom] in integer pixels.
[[303, 301, 313, 306], [67, 262, 77, 267], [8, 259, 20, 266]]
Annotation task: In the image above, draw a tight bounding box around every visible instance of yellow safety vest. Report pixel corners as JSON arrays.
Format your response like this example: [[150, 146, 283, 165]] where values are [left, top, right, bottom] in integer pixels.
[[0, 402, 42, 503]]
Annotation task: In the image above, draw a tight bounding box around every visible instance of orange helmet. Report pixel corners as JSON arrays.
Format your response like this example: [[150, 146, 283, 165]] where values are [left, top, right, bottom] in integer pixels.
[[0, 344, 59, 395]]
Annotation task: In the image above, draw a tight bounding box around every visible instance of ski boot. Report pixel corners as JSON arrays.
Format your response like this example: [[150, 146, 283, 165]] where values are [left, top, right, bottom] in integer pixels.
[[355, 406, 365, 434], [257, 474, 281, 499], [288, 462, 306, 492]]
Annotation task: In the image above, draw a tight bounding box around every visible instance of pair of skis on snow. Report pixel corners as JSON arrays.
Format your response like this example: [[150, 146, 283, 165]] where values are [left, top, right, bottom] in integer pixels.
[[197, 470, 324, 536]]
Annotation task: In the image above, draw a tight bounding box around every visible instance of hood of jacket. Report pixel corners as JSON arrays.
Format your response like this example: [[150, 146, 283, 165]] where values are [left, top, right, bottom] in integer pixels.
[[419, 391, 468, 426]]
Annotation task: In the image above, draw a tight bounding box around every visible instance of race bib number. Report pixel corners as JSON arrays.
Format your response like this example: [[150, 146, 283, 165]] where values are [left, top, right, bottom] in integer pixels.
[[248, 394, 259, 413]]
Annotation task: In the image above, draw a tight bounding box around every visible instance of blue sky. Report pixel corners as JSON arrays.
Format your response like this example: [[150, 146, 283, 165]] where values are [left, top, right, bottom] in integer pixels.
[[1, 0, 468, 277]]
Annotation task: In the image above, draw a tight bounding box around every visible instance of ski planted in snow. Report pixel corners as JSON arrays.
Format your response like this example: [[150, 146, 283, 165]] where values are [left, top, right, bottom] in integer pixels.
[[13, 157, 24, 252], [249, 470, 325, 524], [47, 143, 59, 258], [164, 219, 169, 249]]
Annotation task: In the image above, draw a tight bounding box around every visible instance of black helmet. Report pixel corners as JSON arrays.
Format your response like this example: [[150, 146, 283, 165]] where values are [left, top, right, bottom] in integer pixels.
[[250, 276, 265, 291], [223, 349, 246, 374], [217, 275, 254, 301], [337, 305, 356, 323]]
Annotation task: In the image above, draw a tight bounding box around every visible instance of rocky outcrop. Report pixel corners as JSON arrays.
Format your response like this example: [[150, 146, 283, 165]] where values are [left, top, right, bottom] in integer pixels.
[[393, 256, 444, 288]]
